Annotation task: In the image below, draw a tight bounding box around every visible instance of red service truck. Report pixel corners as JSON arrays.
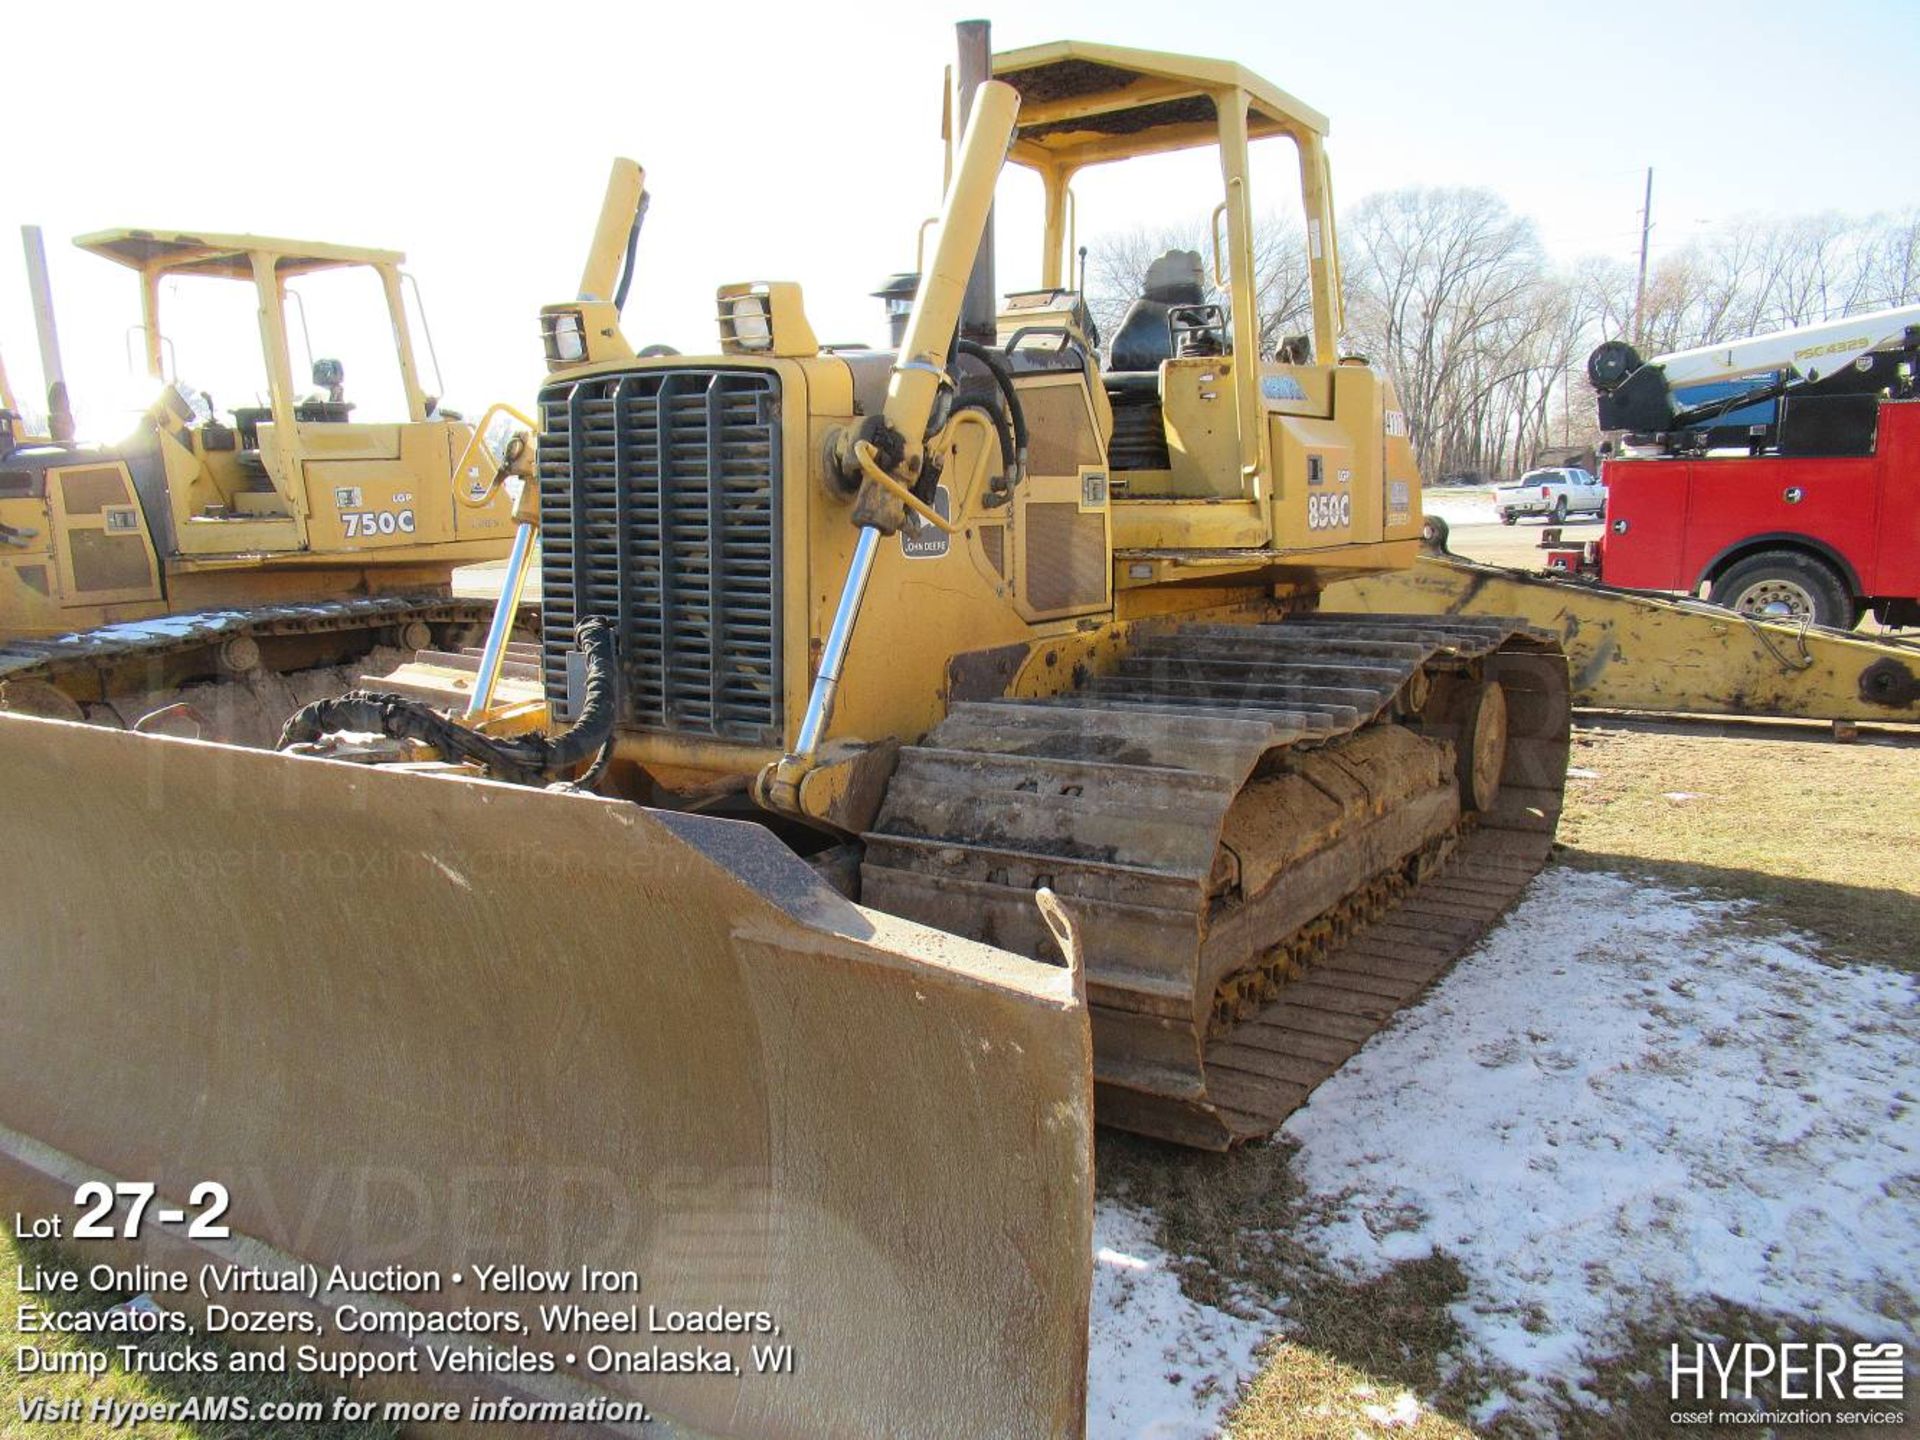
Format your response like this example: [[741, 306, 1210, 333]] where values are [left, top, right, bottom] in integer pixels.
[[1565, 305, 1920, 630]]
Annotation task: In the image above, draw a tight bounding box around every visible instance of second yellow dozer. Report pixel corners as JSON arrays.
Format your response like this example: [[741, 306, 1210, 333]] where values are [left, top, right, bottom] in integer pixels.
[[0, 224, 518, 745], [0, 29, 1570, 1438]]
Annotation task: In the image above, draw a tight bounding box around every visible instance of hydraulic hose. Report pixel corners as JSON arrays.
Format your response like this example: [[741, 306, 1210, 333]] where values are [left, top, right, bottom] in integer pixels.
[[612, 193, 650, 313], [540, 618, 619, 773], [955, 337, 1028, 458], [277, 618, 620, 786]]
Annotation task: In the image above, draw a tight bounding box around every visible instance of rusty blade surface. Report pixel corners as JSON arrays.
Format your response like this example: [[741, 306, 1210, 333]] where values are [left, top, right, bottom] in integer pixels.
[[0, 713, 1093, 1439]]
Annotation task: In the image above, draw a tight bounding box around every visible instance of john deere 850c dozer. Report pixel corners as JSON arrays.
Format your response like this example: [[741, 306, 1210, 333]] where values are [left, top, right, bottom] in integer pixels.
[[364, 28, 1571, 1148], [0, 27, 1567, 1438]]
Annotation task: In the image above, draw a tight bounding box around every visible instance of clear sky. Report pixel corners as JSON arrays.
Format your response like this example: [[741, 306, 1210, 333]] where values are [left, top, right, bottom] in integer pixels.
[[4, 0, 1915, 434]]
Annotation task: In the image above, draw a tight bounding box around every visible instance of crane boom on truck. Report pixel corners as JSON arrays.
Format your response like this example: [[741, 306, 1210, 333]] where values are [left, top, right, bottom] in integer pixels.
[[1326, 311, 1920, 719], [1576, 304, 1920, 630], [1590, 301, 1920, 455]]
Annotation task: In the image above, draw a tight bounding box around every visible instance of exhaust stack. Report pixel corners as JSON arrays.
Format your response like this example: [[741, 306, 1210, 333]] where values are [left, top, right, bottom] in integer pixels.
[[21, 226, 74, 441]]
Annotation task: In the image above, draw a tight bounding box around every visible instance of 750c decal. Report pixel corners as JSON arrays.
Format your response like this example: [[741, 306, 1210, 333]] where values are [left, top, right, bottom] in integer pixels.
[[341, 509, 416, 538], [1306, 493, 1352, 530]]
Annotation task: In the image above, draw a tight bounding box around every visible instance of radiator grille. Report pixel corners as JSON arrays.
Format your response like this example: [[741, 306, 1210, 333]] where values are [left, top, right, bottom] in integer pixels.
[[537, 369, 783, 743]]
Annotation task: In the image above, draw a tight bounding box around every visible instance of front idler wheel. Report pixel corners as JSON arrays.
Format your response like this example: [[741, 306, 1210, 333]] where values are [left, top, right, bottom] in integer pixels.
[[1457, 679, 1509, 813], [1421, 674, 1508, 814]]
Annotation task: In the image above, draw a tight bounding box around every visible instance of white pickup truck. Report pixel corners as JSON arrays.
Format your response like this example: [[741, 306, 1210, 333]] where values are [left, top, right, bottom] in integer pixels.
[[1495, 467, 1608, 524]]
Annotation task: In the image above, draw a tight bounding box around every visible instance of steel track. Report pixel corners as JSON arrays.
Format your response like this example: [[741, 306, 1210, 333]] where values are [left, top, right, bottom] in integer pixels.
[[863, 613, 1572, 1148]]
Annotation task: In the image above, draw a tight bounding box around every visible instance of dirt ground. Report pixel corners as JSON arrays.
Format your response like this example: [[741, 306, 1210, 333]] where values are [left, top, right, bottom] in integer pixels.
[[1446, 515, 1606, 570]]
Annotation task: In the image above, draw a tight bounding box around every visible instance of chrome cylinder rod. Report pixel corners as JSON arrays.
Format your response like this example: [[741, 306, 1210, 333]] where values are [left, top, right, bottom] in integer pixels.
[[792, 525, 881, 759], [464, 519, 538, 720]]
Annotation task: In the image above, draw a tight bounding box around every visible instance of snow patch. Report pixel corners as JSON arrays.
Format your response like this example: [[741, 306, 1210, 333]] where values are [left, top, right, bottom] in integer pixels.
[[48, 609, 256, 646], [1086, 1202, 1271, 1440], [1283, 868, 1919, 1424], [1362, 1391, 1425, 1428], [1421, 493, 1497, 527]]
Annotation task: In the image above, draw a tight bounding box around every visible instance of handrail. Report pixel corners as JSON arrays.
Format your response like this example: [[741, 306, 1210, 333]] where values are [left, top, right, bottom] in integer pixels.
[[451, 401, 538, 508]]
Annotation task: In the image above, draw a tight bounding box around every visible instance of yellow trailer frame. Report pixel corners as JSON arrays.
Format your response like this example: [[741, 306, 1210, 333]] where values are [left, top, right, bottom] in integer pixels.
[[1327, 554, 1920, 725]]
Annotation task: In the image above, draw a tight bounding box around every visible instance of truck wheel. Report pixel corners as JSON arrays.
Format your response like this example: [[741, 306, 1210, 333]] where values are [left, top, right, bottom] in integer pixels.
[[1501, 511, 1517, 526], [1550, 496, 1569, 523], [1709, 552, 1854, 630], [1421, 514, 1450, 552]]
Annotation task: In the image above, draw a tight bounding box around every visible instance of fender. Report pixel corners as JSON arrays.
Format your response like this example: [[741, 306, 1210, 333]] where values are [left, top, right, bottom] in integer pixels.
[[1695, 531, 1864, 597]]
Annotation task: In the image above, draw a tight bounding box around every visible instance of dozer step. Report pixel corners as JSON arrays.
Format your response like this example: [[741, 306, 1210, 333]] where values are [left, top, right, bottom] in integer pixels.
[[357, 642, 547, 711], [401, 648, 543, 681], [864, 614, 1572, 1149]]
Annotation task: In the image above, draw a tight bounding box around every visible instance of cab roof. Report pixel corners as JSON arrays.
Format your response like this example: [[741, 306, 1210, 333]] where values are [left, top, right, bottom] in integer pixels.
[[74, 229, 404, 279], [992, 39, 1329, 169]]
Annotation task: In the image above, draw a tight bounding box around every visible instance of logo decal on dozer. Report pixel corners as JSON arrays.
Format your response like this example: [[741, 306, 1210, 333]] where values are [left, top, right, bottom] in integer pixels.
[[901, 485, 952, 559]]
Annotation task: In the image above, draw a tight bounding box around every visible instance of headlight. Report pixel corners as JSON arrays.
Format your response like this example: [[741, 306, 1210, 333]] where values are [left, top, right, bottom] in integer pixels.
[[552, 312, 586, 362], [542, 310, 587, 365], [729, 295, 772, 350]]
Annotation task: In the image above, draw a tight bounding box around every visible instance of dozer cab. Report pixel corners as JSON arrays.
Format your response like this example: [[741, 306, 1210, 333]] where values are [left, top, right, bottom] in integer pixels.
[[0, 26, 1570, 1438], [0, 225, 517, 740]]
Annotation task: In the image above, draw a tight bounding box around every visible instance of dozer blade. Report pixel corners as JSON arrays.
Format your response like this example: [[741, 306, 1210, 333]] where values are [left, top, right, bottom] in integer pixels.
[[0, 714, 1093, 1439]]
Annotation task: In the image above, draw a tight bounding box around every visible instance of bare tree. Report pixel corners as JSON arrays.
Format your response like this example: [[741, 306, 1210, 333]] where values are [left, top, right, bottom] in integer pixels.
[[1341, 187, 1546, 478], [1086, 189, 1920, 484], [1626, 211, 1917, 354], [1863, 210, 1920, 309], [1085, 215, 1310, 355]]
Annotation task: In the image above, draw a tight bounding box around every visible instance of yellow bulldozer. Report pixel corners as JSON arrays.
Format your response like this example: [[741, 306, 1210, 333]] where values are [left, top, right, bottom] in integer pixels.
[[298, 31, 1577, 1149], [0, 26, 1612, 1439], [0, 223, 518, 743]]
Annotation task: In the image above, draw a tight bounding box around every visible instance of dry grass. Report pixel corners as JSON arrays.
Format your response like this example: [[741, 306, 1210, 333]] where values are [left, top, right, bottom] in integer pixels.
[[1102, 719, 1918, 1438], [0, 1232, 395, 1440], [1100, 1132, 1498, 1437], [1556, 722, 1920, 971], [1558, 1301, 1914, 1439], [1228, 1346, 1481, 1440]]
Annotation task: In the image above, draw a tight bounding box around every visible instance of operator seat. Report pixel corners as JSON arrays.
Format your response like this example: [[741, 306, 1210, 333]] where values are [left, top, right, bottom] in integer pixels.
[[295, 357, 354, 424], [1106, 250, 1206, 372]]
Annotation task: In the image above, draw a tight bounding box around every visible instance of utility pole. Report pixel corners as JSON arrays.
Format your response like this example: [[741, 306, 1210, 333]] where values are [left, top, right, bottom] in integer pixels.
[[1630, 167, 1653, 349]]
